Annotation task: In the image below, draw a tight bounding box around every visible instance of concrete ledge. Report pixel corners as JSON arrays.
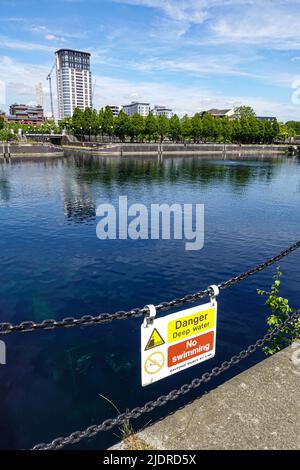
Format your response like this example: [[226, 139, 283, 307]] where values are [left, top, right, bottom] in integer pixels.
[[111, 346, 300, 450]]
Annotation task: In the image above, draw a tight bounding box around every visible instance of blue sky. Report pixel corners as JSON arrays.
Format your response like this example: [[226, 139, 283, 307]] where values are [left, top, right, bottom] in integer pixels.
[[0, 0, 300, 120]]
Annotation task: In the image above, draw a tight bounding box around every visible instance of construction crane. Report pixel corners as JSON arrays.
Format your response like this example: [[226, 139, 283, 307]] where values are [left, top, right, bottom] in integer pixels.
[[47, 62, 55, 120]]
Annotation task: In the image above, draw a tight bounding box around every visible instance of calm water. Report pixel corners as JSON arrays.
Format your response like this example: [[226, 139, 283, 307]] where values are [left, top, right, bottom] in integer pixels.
[[0, 153, 299, 449]]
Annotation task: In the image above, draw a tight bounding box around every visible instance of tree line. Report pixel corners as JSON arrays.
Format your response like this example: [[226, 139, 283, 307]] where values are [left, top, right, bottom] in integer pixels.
[[0, 105, 298, 144], [60, 105, 296, 144]]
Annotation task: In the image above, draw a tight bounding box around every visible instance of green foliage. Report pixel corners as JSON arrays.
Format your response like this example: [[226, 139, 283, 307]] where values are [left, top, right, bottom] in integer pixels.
[[0, 128, 14, 141], [145, 112, 157, 142], [191, 113, 202, 143], [181, 115, 192, 141], [257, 268, 300, 355], [114, 111, 131, 142], [130, 113, 145, 142], [286, 121, 300, 135], [201, 113, 217, 142], [0, 116, 4, 131], [155, 115, 169, 143], [101, 106, 114, 136], [235, 105, 256, 119], [168, 114, 181, 142]]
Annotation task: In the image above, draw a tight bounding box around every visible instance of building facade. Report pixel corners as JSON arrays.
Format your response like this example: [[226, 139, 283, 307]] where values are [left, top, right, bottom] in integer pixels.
[[203, 108, 237, 119], [152, 106, 173, 119], [7, 104, 45, 125], [108, 105, 121, 117], [122, 102, 150, 117], [256, 116, 276, 122], [56, 49, 92, 119]]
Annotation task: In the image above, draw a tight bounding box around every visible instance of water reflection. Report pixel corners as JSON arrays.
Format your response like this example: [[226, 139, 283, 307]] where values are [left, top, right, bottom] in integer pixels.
[[0, 168, 11, 203], [63, 175, 96, 223], [66, 153, 283, 189]]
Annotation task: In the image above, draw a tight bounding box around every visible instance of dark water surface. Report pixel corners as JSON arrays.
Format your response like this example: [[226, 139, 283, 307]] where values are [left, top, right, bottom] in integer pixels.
[[0, 153, 299, 449]]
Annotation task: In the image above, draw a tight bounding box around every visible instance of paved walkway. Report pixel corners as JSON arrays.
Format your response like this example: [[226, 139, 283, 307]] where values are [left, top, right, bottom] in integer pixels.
[[111, 345, 300, 450]]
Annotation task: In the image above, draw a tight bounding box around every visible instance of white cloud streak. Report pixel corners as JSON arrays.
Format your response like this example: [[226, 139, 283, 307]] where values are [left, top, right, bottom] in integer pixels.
[[114, 0, 300, 49]]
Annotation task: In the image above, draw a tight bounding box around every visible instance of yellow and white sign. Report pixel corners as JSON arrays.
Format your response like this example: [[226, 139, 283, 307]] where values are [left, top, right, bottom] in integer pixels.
[[141, 301, 217, 387]]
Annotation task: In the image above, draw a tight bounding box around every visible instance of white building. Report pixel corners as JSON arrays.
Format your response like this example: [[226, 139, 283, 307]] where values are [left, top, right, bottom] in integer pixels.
[[204, 108, 236, 119], [108, 105, 121, 117], [122, 102, 150, 117], [152, 106, 173, 119], [56, 49, 92, 119]]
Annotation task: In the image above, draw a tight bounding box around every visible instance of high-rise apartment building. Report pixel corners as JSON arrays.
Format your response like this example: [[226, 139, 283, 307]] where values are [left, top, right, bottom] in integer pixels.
[[56, 49, 92, 119]]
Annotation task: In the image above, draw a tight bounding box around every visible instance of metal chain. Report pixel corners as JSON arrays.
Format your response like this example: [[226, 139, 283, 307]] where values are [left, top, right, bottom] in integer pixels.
[[32, 308, 300, 450], [1, 240, 299, 336]]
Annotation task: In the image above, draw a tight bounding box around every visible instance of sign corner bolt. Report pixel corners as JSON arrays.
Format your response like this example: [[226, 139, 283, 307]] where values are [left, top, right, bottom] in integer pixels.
[[208, 284, 219, 306], [143, 304, 156, 328]]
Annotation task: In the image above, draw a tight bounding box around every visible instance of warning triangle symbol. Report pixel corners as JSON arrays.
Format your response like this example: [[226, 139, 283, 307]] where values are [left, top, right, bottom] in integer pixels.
[[145, 328, 165, 351]]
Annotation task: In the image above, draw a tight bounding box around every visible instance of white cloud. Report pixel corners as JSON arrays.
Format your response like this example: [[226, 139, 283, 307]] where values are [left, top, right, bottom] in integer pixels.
[[211, 6, 300, 49], [0, 36, 53, 52], [45, 34, 66, 42], [129, 56, 261, 79], [114, 0, 300, 49]]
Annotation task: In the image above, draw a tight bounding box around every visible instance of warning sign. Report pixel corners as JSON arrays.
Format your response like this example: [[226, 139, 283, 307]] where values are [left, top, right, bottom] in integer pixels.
[[145, 328, 165, 351], [144, 352, 165, 374], [141, 302, 217, 387], [167, 331, 214, 367]]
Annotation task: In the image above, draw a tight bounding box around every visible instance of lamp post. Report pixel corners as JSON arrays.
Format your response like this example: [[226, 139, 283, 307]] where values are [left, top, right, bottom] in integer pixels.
[[80, 126, 83, 144], [89, 126, 92, 142], [111, 125, 114, 143]]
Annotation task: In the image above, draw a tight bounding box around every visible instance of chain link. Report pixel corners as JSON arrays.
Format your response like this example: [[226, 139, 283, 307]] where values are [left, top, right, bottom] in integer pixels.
[[1, 240, 299, 336], [32, 308, 300, 450]]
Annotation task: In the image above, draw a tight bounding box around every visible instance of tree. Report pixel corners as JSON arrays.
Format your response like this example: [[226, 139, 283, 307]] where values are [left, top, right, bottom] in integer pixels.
[[130, 113, 145, 142], [156, 115, 169, 142], [0, 129, 13, 141], [191, 113, 203, 143], [271, 119, 280, 142], [0, 116, 4, 131], [232, 119, 242, 143], [220, 118, 233, 143], [102, 106, 115, 138], [145, 112, 157, 142], [181, 115, 192, 142], [114, 111, 130, 142], [286, 121, 300, 135], [263, 121, 274, 144], [90, 109, 100, 138], [235, 106, 256, 119], [72, 107, 84, 135], [201, 113, 217, 142], [168, 114, 181, 142]]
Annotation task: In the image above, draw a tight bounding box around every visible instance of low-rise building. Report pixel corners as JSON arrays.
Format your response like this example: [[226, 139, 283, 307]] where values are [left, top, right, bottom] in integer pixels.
[[203, 108, 237, 119], [108, 105, 121, 117], [256, 116, 276, 122], [7, 104, 45, 125], [152, 106, 173, 119], [122, 102, 150, 117]]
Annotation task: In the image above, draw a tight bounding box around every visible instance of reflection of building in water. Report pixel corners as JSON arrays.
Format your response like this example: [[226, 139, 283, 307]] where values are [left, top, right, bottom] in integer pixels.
[[0, 169, 11, 203], [63, 176, 96, 223]]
